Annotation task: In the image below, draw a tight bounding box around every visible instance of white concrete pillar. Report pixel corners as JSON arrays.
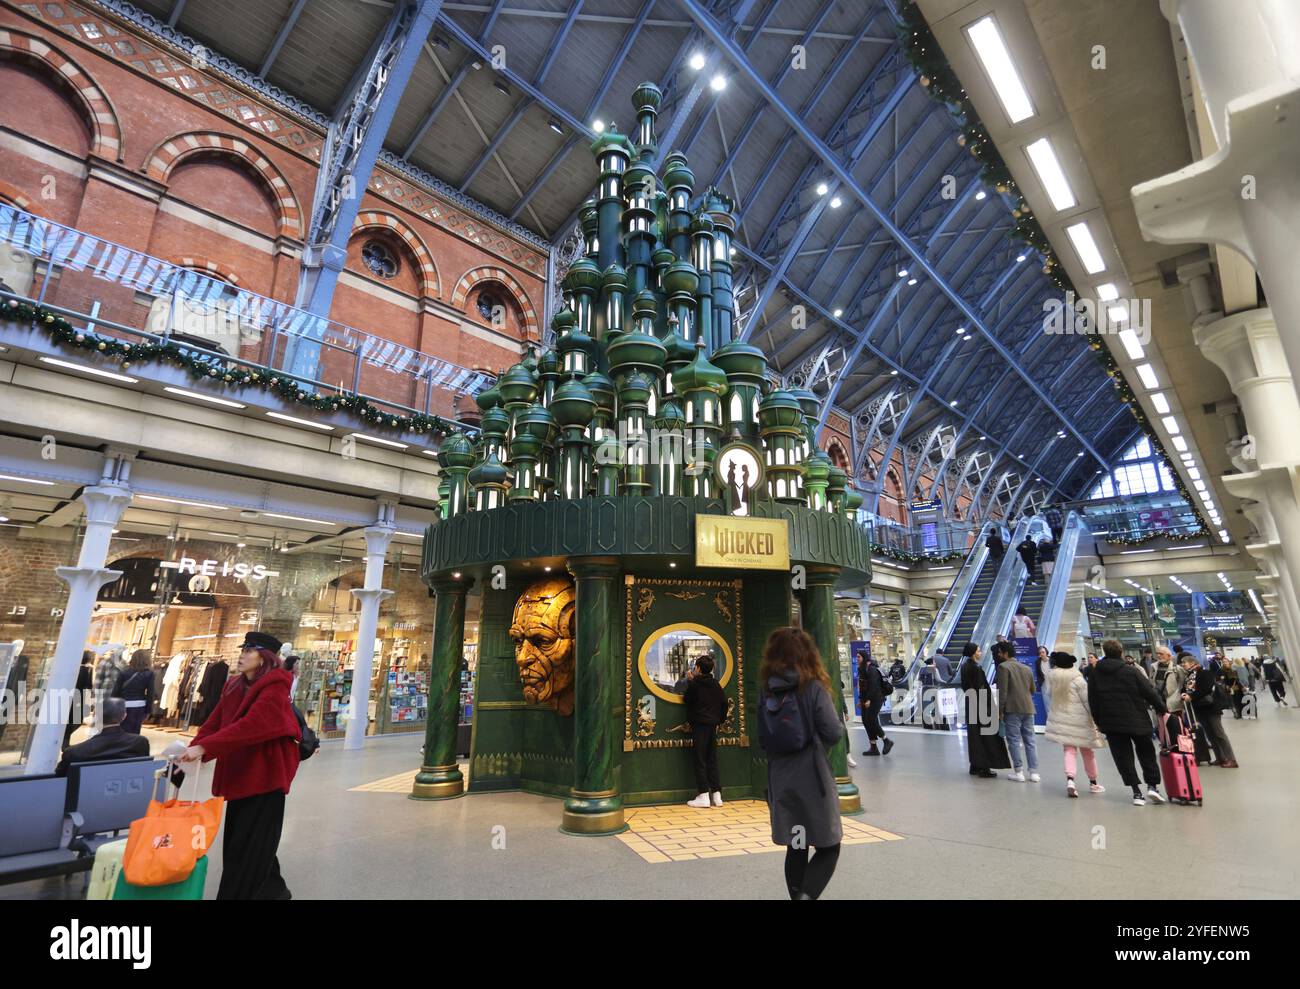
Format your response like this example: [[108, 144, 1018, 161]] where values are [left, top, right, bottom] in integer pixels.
[[343, 523, 395, 750], [1136, 3, 1300, 407], [26, 482, 131, 774]]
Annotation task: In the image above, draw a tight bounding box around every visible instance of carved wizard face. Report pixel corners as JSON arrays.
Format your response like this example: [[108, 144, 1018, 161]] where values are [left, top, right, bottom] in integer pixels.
[[509, 576, 576, 716]]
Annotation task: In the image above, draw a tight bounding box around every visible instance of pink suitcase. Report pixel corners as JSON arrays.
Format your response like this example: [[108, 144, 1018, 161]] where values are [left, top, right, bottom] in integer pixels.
[[1158, 713, 1203, 806]]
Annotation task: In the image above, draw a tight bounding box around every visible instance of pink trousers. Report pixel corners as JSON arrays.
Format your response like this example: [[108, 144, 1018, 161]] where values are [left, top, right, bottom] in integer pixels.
[[1063, 745, 1098, 781]]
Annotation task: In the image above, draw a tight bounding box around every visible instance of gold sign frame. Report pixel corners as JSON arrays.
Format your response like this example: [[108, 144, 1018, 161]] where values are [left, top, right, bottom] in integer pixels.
[[623, 576, 747, 751], [695, 514, 790, 570]]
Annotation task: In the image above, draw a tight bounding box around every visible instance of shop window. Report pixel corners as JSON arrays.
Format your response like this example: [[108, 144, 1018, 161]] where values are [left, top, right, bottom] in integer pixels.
[[362, 239, 399, 280]]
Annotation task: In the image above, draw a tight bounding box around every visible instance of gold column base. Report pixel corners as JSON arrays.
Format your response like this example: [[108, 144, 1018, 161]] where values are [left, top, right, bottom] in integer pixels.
[[835, 775, 863, 815], [409, 763, 465, 800], [560, 807, 627, 835]]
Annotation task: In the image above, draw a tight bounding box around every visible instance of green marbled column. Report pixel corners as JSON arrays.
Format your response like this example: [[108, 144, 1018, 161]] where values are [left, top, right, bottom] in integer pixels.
[[411, 575, 472, 800], [561, 556, 626, 835], [803, 565, 862, 815]]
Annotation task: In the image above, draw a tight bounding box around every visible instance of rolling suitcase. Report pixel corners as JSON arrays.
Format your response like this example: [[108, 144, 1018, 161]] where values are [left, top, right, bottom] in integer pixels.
[[85, 838, 128, 900], [1159, 713, 1203, 806]]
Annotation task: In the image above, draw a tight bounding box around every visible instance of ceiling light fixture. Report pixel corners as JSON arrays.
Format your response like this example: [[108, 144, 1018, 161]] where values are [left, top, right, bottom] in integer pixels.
[[816, 183, 829, 196], [548, 117, 563, 135], [266, 412, 334, 431], [709, 73, 727, 92], [163, 386, 246, 409], [349, 433, 410, 450], [592, 119, 606, 133], [829, 196, 842, 208], [0, 473, 55, 486], [1135, 363, 1159, 389], [38, 356, 138, 383], [965, 15, 1035, 123], [262, 512, 335, 527], [1024, 137, 1076, 210], [1172, 436, 1188, 452], [1065, 221, 1106, 273], [689, 51, 707, 71], [1161, 416, 1181, 435], [1151, 392, 1171, 414], [1096, 283, 1120, 302], [975, 190, 986, 200], [137, 495, 226, 510]]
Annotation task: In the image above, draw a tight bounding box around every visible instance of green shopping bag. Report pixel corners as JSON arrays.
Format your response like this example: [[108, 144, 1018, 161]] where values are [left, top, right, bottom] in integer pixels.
[[112, 853, 208, 900]]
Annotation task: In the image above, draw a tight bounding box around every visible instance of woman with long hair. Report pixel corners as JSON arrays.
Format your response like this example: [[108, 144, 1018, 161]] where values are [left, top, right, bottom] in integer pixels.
[[959, 641, 1011, 778], [759, 626, 843, 900], [112, 648, 154, 735], [178, 631, 301, 899]]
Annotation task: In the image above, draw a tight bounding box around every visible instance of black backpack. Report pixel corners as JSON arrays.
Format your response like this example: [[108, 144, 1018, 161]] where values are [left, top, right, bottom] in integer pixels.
[[758, 684, 813, 755], [293, 705, 320, 761]]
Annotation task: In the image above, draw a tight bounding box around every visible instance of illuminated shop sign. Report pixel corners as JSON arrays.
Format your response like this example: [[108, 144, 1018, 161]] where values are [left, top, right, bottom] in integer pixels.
[[161, 557, 280, 580]]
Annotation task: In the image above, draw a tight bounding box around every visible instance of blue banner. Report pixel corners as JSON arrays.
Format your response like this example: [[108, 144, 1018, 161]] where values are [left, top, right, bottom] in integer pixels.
[[1013, 636, 1047, 726]]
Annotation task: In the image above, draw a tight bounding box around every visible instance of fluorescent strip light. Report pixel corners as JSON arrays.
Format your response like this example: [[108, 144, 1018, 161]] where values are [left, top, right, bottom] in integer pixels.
[[1109, 305, 1131, 324], [164, 386, 246, 409], [1024, 138, 1075, 210], [1096, 283, 1120, 302], [1135, 363, 1158, 389], [350, 433, 409, 450], [965, 16, 1035, 123], [1187, 468, 1201, 480], [1118, 329, 1144, 360], [0, 473, 55, 486], [1065, 222, 1106, 274], [1161, 416, 1181, 435], [266, 412, 334, 431], [39, 356, 138, 383], [1193, 480, 1206, 491], [1219, 530, 1230, 542], [262, 512, 336, 527], [137, 494, 227, 510], [1151, 392, 1171, 414]]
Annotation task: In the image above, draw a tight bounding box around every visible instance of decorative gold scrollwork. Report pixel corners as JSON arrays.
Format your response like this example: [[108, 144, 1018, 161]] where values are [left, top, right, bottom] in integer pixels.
[[634, 695, 656, 737], [636, 587, 655, 621], [666, 590, 705, 601], [713, 591, 733, 623], [719, 697, 735, 735]]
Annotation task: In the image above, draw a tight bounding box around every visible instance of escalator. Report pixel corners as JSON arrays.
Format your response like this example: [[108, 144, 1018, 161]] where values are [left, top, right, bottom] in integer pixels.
[[940, 555, 1000, 653]]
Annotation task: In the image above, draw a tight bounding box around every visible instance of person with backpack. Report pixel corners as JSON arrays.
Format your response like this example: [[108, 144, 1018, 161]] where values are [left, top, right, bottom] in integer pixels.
[[857, 654, 894, 757], [112, 649, 155, 735], [684, 654, 728, 808], [178, 631, 301, 899], [1262, 657, 1288, 704], [959, 642, 1011, 778], [918, 657, 939, 729], [1152, 646, 1186, 741], [1180, 654, 1238, 767], [759, 626, 844, 900], [1088, 639, 1168, 805]]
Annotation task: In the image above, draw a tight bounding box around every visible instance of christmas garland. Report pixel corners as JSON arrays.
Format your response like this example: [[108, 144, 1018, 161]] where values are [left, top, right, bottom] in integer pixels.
[[5, 298, 460, 439], [871, 545, 966, 565], [898, 1, 1209, 540], [1104, 528, 1209, 547]]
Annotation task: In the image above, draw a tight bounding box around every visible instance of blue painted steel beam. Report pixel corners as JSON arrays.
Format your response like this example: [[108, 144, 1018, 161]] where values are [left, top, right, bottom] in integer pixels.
[[457, 0, 586, 192], [679, 0, 1109, 471], [259, 0, 308, 78], [403, 0, 510, 158], [290, 0, 443, 377]]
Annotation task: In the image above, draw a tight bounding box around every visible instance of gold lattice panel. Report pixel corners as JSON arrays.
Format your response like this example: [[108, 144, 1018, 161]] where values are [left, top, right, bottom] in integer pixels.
[[617, 800, 902, 863]]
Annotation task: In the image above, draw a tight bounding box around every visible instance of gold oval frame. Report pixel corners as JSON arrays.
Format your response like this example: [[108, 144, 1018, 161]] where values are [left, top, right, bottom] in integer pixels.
[[637, 622, 735, 705]]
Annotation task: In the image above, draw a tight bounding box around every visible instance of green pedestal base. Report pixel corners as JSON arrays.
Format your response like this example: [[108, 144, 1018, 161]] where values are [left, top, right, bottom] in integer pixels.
[[410, 763, 466, 800], [560, 789, 627, 835], [836, 777, 863, 815]]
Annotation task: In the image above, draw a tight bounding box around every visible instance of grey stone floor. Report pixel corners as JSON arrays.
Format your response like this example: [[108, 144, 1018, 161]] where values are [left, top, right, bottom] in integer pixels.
[[6, 698, 1296, 899]]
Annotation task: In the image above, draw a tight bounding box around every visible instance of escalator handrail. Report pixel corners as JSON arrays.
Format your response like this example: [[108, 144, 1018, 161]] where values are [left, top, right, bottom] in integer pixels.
[[969, 516, 1053, 674], [913, 519, 994, 664], [1034, 510, 1086, 652]]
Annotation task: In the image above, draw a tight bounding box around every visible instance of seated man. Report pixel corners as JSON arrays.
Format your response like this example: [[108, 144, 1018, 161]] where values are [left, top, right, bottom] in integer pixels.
[[55, 697, 150, 777]]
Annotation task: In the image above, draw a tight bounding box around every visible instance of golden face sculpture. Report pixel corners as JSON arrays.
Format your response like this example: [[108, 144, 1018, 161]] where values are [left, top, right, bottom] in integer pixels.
[[509, 576, 577, 716]]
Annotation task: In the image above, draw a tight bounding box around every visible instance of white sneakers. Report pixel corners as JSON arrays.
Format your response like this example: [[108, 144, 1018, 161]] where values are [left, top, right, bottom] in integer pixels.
[[1133, 793, 1146, 806], [1029, 772, 1041, 783], [1089, 782, 1105, 794], [847, 754, 858, 768], [1066, 779, 1078, 798], [1007, 772, 1026, 782], [1146, 787, 1166, 804], [687, 792, 724, 808]]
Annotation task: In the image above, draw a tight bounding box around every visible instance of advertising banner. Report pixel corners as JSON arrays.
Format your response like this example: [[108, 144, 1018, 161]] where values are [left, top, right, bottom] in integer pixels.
[[1013, 636, 1047, 726]]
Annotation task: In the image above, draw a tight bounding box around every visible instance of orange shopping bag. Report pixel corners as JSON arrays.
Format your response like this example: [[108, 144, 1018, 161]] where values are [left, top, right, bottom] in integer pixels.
[[122, 760, 224, 887]]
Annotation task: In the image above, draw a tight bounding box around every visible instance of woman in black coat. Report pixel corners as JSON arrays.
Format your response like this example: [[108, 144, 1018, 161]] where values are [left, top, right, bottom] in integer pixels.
[[959, 642, 1011, 778]]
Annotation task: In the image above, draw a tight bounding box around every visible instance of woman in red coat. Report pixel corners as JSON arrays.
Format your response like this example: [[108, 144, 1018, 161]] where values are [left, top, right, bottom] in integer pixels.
[[178, 631, 301, 899]]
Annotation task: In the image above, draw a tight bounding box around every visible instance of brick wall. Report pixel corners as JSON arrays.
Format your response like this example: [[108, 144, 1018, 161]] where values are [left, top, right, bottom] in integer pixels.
[[0, 1, 545, 390]]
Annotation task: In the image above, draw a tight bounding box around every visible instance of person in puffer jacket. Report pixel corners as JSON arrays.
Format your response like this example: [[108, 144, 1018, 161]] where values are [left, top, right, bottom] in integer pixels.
[[1088, 639, 1167, 807], [1044, 652, 1105, 798]]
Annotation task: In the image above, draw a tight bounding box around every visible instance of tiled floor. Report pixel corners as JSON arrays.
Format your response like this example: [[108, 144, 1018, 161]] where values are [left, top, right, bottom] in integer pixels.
[[619, 800, 901, 862]]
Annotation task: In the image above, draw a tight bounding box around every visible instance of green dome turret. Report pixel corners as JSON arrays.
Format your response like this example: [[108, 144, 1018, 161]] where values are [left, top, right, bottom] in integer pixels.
[[662, 151, 694, 192], [437, 430, 475, 470], [474, 381, 501, 412], [497, 362, 538, 407], [551, 375, 596, 428], [563, 257, 603, 295], [758, 389, 804, 429], [711, 339, 767, 381], [672, 338, 727, 395]]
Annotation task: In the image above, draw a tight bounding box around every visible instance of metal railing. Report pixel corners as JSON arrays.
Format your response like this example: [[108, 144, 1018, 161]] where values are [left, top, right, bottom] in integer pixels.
[[1034, 510, 1086, 652], [866, 515, 977, 559], [0, 204, 489, 426]]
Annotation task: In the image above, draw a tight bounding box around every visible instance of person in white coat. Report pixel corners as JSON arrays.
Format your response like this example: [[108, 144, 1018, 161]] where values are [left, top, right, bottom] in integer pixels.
[[1044, 651, 1106, 798]]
